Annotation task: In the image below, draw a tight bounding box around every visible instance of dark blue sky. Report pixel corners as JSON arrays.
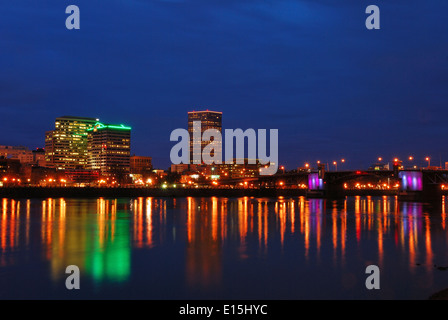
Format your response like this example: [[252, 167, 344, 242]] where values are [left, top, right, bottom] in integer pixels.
[[1, 0, 447, 169]]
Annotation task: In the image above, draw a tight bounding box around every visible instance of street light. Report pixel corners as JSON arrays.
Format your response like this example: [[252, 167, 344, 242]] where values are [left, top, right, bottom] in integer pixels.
[[333, 161, 337, 171], [409, 156, 413, 161], [378, 157, 382, 162], [425, 157, 430, 168]]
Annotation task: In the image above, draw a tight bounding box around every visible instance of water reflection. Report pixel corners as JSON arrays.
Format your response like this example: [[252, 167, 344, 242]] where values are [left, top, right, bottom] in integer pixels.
[[1, 196, 448, 299], [186, 197, 223, 289]]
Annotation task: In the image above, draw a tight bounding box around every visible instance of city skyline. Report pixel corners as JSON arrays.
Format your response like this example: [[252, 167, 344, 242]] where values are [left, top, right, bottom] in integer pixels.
[[1, 110, 447, 171], [1, 1, 448, 170], [2, 1, 448, 303]]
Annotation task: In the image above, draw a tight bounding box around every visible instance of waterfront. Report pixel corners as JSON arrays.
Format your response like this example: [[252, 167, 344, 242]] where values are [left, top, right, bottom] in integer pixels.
[[1, 196, 448, 300]]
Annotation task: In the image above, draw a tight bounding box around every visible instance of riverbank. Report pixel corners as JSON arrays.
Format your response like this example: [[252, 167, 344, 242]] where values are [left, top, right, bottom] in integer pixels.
[[0, 186, 402, 199], [0, 186, 306, 198]]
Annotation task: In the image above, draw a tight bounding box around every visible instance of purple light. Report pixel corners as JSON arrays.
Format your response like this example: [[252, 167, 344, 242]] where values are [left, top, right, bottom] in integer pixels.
[[399, 171, 422, 191], [308, 173, 324, 190]]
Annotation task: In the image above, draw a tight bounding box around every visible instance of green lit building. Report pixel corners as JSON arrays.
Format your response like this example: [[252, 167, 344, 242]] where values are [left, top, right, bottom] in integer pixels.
[[45, 116, 98, 170], [87, 122, 131, 176]]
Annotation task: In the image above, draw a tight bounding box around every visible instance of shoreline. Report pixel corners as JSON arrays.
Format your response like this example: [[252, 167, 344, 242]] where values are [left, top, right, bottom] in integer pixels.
[[0, 186, 400, 199]]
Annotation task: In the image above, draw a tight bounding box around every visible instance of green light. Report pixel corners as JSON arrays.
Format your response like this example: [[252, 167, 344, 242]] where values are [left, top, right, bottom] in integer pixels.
[[87, 122, 132, 131]]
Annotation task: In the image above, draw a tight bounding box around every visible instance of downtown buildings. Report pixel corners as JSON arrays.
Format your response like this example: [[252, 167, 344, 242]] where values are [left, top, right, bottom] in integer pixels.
[[178, 110, 265, 186], [41, 116, 132, 184]]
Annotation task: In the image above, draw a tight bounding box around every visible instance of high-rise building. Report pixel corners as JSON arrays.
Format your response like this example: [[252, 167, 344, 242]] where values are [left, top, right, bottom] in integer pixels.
[[45, 116, 98, 170], [87, 122, 131, 176], [187, 110, 222, 163]]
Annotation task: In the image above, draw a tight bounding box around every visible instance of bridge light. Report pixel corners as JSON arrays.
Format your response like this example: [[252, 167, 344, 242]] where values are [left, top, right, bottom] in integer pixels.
[[409, 156, 413, 161], [378, 157, 382, 162]]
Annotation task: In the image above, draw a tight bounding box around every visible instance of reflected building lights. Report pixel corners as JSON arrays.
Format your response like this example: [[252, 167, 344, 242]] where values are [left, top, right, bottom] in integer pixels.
[[442, 196, 446, 230], [146, 198, 153, 248], [425, 215, 433, 274], [186, 197, 222, 289], [1, 196, 447, 292]]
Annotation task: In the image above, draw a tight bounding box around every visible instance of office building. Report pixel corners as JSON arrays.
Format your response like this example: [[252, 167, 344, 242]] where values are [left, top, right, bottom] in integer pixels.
[[187, 110, 222, 163], [87, 122, 131, 176], [130, 156, 152, 175], [45, 116, 98, 170]]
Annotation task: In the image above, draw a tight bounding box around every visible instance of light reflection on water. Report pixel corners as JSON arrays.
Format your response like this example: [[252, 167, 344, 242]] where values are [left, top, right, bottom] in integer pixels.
[[1, 196, 448, 299]]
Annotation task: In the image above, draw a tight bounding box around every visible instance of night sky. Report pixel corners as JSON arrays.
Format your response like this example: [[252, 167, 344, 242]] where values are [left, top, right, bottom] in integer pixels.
[[1, 0, 447, 170]]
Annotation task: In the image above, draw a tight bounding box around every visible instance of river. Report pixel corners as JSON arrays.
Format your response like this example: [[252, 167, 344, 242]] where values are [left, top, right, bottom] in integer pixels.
[[1, 196, 447, 299]]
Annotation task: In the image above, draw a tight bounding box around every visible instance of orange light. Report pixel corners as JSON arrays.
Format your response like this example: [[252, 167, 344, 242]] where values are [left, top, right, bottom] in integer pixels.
[[378, 157, 382, 162], [394, 158, 399, 162]]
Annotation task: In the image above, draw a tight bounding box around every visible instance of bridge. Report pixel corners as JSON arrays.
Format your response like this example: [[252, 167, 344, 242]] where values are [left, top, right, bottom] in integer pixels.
[[222, 165, 448, 202]]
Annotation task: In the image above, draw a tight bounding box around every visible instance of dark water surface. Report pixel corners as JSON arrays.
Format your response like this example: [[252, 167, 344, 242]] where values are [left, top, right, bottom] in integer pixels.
[[1, 196, 448, 300]]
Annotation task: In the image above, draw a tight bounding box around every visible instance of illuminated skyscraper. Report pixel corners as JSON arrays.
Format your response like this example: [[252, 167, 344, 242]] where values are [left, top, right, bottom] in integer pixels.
[[187, 110, 222, 163], [87, 122, 131, 176], [45, 116, 98, 170]]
